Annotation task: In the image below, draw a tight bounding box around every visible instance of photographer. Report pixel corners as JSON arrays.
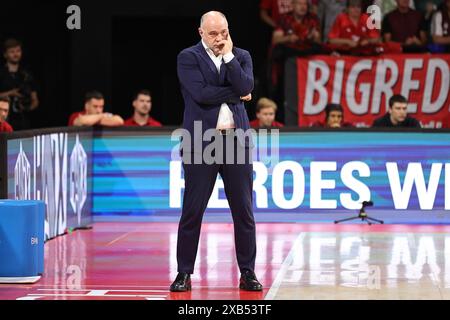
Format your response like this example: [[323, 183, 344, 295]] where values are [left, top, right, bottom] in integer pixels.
[[0, 38, 39, 130]]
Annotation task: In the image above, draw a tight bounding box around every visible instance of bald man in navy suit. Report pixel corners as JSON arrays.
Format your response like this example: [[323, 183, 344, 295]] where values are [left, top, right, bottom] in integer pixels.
[[170, 11, 262, 292]]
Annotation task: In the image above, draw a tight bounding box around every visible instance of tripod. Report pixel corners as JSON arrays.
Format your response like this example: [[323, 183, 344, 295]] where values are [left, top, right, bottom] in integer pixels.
[[334, 201, 384, 225]]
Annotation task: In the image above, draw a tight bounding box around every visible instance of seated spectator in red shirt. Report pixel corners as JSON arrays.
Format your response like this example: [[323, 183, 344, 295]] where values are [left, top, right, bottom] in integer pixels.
[[382, 0, 428, 53], [124, 90, 162, 127], [327, 0, 382, 55], [68, 91, 124, 127], [260, 0, 293, 29], [0, 96, 13, 132], [372, 94, 421, 128], [430, 0, 450, 52], [312, 103, 353, 128], [272, 0, 322, 54], [250, 98, 284, 128]]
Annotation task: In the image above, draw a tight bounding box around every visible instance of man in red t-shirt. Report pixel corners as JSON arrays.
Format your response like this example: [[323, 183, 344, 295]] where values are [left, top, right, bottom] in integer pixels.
[[328, 0, 382, 55], [124, 89, 162, 127], [68, 90, 124, 127], [273, 0, 322, 52], [0, 97, 13, 132], [260, 0, 293, 28], [250, 98, 284, 128]]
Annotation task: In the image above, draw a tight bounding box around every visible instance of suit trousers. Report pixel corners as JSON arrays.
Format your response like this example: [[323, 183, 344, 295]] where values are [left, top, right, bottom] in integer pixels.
[[176, 134, 256, 274]]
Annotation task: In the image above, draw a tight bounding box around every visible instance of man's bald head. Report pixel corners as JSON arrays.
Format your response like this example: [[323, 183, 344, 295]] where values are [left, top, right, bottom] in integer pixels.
[[200, 11, 228, 28]]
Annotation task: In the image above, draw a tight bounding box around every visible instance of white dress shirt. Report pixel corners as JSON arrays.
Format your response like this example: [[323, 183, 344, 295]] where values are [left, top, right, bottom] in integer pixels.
[[201, 40, 236, 129]]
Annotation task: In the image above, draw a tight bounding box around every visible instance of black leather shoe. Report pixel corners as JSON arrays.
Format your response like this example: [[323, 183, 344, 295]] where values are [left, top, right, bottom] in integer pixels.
[[239, 270, 263, 291], [170, 272, 191, 292]]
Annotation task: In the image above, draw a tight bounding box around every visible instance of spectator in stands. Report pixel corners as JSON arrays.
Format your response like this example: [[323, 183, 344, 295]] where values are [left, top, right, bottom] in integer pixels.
[[422, 1, 440, 39], [68, 91, 124, 127], [382, 0, 428, 52], [260, 0, 293, 29], [430, 0, 450, 52], [312, 103, 353, 128], [0, 97, 13, 132], [250, 98, 284, 128], [374, 0, 416, 17], [372, 94, 421, 128], [124, 89, 162, 127], [328, 0, 382, 55], [317, 0, 347, 42], [0, 38, 39, 130], [272, 0, 322, 55]]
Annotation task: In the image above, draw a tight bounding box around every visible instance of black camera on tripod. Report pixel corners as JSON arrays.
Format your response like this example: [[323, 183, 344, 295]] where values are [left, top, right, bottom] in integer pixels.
[[334, 200, 384, 225]]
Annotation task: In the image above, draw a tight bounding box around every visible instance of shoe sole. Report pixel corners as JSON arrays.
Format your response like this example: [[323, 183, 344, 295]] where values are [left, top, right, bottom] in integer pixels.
[[239, 283, 263, 291], [170, 285, 192, 292]]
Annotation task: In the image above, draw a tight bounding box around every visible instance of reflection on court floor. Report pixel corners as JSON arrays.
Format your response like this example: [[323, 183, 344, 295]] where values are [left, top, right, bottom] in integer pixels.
[[1, 222, 450, 300], [267, 231, 450, 299]]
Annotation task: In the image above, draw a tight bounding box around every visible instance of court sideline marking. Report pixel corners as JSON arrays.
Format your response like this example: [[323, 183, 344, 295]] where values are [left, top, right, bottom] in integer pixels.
[[265, 233, 305, 300]]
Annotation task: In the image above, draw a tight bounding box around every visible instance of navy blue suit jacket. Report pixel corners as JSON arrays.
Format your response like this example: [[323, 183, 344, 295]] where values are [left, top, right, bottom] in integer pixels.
[[177, 42, 254, 151]]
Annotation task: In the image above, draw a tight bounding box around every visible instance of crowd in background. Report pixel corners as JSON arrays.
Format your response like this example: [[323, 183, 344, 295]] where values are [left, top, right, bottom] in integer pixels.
[[261, 0, 449, 54], [262, 0, 450, 120], [1, 0, 449, 133]]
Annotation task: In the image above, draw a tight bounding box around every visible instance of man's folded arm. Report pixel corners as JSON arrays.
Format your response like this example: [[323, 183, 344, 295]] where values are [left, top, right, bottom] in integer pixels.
[[177, 51, 240, 106], [224, 50, 254, 97]]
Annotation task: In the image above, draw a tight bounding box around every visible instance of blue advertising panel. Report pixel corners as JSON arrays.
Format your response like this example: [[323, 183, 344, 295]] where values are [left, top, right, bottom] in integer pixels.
[[92, 130, 450, 224], [5, 129, 93, 239]]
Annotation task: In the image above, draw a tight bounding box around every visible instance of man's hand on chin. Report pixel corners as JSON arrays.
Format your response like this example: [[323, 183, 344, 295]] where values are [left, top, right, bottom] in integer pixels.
[[218, 34, 233, 55]]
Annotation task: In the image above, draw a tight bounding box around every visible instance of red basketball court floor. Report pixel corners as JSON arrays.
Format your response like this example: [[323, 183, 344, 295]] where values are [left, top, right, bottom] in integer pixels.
[[2, 222, 450, 300]]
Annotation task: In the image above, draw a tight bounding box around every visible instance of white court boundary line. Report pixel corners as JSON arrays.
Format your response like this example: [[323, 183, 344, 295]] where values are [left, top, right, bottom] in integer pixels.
[[265, 233, 305, 300]]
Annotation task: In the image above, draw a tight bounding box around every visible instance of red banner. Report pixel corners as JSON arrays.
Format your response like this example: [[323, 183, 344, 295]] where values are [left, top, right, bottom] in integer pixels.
[[297, 54, 450, 128]]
